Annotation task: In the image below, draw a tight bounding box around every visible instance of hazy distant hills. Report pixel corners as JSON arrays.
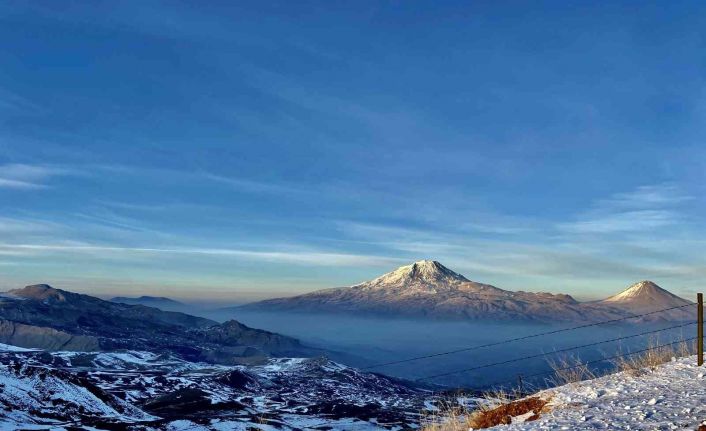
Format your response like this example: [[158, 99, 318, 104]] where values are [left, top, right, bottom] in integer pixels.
[[241, 260, 693, 322], [110, 295, 188, 312], [0, 284, 317, 363]]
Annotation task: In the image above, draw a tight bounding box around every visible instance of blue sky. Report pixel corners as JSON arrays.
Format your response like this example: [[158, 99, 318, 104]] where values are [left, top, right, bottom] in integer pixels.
[[1, 1, 705, 302]]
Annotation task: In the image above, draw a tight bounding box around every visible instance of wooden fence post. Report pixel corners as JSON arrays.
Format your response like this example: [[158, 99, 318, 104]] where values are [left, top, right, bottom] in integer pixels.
[[698, 293, 703, 367]]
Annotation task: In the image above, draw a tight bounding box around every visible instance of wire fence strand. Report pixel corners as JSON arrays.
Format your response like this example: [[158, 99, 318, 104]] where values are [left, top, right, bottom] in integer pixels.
[[488, 336, 700, 389], [363, 303, 695, 370], [415, 321, 696, 381]]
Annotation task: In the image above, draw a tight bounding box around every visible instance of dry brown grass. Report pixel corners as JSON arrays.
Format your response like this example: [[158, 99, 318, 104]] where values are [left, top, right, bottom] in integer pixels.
[[420, 402, 469, 431], [547, 354, 596, 386], [467, 397, 549, 429], [421, 396, 550, 430], [612, 338, 695, 375]]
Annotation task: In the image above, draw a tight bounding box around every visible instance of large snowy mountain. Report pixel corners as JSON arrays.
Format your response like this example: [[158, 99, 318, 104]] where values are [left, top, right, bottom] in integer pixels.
[[242, 260, 693, 322]]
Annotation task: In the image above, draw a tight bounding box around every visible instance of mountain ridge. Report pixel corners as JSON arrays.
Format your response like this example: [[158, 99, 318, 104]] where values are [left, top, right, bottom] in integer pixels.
[[240, 260, 692, 322], [0, 284, 318, 363], [110, 295, 187, 312]]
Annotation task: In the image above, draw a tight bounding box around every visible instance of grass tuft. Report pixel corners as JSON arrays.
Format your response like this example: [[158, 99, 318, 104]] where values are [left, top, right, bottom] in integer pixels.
[[612, 338, 695, 375]]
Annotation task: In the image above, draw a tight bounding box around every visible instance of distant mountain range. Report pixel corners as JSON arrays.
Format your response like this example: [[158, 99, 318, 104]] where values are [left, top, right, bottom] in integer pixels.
[[240, 260, 693, 322], [110, 295, 188, 312], [0, 284, 319, 363]]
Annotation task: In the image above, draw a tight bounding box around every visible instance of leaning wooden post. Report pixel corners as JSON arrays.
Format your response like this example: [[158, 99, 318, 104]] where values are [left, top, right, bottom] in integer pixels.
[[698, 293, 703, 366]]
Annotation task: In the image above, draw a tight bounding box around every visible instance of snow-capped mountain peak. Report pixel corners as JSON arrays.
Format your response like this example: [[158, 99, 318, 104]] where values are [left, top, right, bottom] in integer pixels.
[[356, 260, 469, 290]]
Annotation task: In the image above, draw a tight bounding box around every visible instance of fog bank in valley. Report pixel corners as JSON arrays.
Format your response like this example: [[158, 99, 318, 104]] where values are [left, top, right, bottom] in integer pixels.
[[201, 309, 690, 388]]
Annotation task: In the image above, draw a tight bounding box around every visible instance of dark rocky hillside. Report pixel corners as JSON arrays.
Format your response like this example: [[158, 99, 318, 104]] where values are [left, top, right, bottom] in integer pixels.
[[0, 284, 317, 364]]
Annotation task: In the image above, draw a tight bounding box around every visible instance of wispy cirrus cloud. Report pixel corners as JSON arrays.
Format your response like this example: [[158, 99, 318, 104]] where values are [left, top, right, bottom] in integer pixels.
[[0, 163, 75, 189], [0, 217, 56, 233], [0, 88, 42, 114], [0, 242, 403, 267], [558, 183, 691, 234], [0, 178, 43, 189], [560, 209, 680, 234], [92, 164, 306, 196], [201, 173, 307, 195], [605, 184, 693, 209]]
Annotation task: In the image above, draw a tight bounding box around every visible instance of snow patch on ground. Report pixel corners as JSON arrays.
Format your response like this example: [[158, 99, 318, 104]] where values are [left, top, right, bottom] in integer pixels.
[[499, 355, 706, 430], [0, 343, 37, 352]]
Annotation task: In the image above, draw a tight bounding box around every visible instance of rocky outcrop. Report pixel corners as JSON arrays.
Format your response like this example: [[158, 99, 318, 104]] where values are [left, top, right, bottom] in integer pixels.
[[0, 319, 100, 351], [195, 319, 315, 364]]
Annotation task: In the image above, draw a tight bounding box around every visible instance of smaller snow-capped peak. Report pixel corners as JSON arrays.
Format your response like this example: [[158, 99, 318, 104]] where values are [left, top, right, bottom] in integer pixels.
[[604, 281, 661, 301], [601, 280, 691, 310]]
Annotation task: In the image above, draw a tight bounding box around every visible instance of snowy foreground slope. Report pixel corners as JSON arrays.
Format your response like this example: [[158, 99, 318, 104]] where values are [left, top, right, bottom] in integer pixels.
[[498, 355, 706, 430]]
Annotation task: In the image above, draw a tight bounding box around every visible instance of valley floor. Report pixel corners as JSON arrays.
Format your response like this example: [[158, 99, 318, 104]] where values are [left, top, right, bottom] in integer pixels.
[[483, 355, 706, 430]]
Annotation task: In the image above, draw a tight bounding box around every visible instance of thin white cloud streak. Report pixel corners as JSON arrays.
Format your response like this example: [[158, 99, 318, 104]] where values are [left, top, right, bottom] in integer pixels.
[[0, 242, 404, 267], [0, 217, 57, 233], [70, 209, 179, 239], [608, 184, 693, 208], [0, 163, 76, 189], [95, 200, 219, 213], [558, 209, 680, 234], [0, 178, 45, 189], [92, 164, 307, 196], [201, 173, 306, 195]]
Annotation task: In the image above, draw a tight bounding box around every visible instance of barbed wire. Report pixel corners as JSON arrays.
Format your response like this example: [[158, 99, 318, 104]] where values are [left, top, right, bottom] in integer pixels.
[[486, 336, 700, 390], [415, 322, 695, 381], [363, 303, 695, 370]]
